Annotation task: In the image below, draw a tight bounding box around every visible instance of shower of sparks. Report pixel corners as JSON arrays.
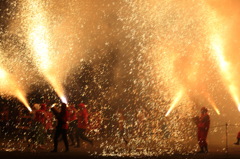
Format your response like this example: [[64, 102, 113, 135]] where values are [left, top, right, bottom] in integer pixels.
[[0, 0, 236, 156], [210, 33, 240, 111], [204, 92, 220, 115], [0, 67, 32, 112], [25, 0, 67, 102], [15, 90, 32, 112], [165, 89, 184, 116]]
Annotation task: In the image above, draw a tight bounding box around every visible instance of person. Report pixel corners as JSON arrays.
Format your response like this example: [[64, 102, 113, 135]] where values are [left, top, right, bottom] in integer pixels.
[[67, 104, 78, 146], [234, 131, 240, 145], [196, 107, 210, 153], [51, 103, 69, 152], [75, 103, 93, 148], [34, 103, 48, 147], [45, 106, 54, 140]]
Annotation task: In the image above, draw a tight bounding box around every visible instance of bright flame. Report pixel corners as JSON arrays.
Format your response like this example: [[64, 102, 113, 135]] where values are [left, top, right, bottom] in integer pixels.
[[165, 89, 183, 116], [0, 67, 31, 112], [25, 0, 67, 102], [15, 90, 32, 112], [211, 33, 240, 111], [60, 96, 68, 104], [0, 68, 7, 79], [238, 104, 240, 112]]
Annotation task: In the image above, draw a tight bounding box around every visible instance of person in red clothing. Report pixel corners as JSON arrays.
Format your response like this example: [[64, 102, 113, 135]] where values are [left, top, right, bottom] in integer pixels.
[[45, 106, 54, 139], [196, 107, 210, 153], [35, 104, 47, 125], [234, 131, 240, 145], [75, 103, 93, 148], [51, 103, 69, 152], [34, 103, 48, 145], [67, 104, 78, 146]]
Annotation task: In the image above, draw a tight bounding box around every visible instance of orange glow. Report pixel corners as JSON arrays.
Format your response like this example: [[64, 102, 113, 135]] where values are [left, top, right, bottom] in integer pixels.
[[0, 68, 7, 79], [210, 33, 240, 111], [165, 89, 183, 116], [0, 67, 32, 112]]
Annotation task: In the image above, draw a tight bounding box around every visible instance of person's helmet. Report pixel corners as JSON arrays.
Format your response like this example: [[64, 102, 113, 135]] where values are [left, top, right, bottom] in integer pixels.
[[201, 107, 208, 112]]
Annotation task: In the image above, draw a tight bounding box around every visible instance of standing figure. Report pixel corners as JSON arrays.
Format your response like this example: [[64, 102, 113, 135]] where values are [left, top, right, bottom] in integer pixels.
[[34, 103, 47, 146], [196, 107, 210, 153], [51, 103, 69, 152], [234, 131, 240, 145], [75, 103, 93, 148]]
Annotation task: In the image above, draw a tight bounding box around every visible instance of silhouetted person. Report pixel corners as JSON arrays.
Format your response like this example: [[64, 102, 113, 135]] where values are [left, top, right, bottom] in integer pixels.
[[51, 103, 69, 152], [234, 131, 240, 145], [75, 103, 93, 148], [196, 107, 210, 153]]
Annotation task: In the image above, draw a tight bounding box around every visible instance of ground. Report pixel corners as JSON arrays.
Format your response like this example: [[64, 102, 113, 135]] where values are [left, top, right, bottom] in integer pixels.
[[1, 137, 240, 159]]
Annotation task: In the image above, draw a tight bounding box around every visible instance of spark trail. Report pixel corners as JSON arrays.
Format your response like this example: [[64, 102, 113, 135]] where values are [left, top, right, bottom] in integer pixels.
[[24, 0, 68, 103]]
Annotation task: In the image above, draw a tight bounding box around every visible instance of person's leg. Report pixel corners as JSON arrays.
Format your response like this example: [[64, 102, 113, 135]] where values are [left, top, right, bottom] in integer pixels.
[[68, 123, 75, 145], [62, 129, 69, 152], [52, 128, 61, 152], [198, 131, 204, 153], [79, 128, 93, 145], [234, 138, 240, 145], [202, 131, 208, 153], [75, 128, 80, 147], [201, 139, 208, 153], [71, 121, 77, 145]]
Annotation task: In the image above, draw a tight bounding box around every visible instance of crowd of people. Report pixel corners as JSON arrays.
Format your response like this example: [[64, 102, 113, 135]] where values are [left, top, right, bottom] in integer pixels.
[[0, 103, 240, 153], [0, 102, 96, 152]]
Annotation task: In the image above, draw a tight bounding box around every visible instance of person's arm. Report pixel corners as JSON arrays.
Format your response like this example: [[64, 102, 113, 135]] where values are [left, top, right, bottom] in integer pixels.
[[51, 107, 59, 118]]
